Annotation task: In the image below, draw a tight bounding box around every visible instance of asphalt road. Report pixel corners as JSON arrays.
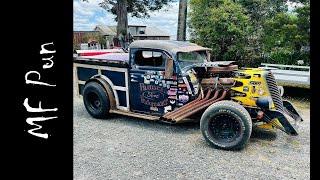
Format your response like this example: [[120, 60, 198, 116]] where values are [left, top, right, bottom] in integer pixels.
[[73, 94, 310, 180]]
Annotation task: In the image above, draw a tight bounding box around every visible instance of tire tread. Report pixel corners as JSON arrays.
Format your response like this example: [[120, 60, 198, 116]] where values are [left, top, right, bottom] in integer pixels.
[[200, 100, 252, 150]]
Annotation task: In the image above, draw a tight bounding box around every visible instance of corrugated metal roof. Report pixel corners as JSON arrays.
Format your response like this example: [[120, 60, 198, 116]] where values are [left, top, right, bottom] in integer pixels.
[[74, 31, 99, 33], [95, 25, 116, 36], [94, 25, 169, 37], [135, 26, 170, 37]]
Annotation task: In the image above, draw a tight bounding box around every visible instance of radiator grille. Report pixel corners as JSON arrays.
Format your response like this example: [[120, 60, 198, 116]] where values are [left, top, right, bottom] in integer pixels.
[[266, 72, 284, 111]]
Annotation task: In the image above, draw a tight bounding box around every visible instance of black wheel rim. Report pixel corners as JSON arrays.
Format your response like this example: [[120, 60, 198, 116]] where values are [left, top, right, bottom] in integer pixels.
[[87, 92, 101, 111], [208, 113, 242, 143]]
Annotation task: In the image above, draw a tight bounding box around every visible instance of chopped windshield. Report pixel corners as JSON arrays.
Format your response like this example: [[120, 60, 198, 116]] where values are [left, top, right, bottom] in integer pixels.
[[177, 51, 208, 69]]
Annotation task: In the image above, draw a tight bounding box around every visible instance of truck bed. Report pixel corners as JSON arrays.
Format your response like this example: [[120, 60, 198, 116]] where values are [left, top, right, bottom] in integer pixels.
[[74, 52, 130, 111], [73, 53, 130, 68]]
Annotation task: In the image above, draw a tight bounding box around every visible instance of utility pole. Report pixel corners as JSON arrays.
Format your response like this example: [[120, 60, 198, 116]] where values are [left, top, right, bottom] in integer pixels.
[[177, 0, 187, 41]]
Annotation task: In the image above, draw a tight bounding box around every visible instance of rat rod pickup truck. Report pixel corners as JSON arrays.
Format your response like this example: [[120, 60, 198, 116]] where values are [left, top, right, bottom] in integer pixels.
[[73, 40, 303, 150]]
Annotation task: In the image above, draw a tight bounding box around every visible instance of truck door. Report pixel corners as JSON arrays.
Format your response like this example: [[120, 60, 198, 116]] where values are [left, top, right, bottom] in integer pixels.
[[129, 49, 177, 115]]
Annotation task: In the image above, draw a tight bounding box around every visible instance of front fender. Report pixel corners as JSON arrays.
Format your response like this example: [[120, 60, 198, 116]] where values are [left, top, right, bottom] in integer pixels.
[[283, 100, 304, 122], [86, 76, 117, 109], [264, 109, 298, 136]]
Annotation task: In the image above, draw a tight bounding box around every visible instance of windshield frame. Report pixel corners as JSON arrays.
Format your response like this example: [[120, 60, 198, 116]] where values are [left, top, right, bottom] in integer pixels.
[[177, 50, 209, 62], [176, 50, 211, 72]]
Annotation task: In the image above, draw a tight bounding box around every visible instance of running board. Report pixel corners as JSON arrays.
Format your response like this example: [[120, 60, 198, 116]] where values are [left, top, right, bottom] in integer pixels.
[[109, 109, 160, 121]]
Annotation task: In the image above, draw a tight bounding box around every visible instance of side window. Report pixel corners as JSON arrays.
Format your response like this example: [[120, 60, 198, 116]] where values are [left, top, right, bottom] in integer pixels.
[[134, 50, 166, 67]]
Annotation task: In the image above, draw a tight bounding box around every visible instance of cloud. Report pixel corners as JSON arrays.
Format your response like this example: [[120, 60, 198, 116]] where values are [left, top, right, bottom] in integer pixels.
[[73, 0, 111, 30], [73, 0, 180, 39], [127, 2, 179, 38]]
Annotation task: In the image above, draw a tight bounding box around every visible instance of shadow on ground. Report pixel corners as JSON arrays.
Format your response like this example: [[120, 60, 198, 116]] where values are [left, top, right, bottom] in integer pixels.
[[251, 127, 277, 141], [97, 113, 200, 132], [94, 112, 279, 142]]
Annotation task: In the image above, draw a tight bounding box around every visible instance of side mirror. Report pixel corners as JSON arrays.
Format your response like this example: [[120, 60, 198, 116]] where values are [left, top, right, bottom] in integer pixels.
[[165, 57, 174, 79]]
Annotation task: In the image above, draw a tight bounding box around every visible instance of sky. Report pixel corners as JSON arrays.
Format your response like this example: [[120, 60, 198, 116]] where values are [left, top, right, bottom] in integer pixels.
[[74, 0, 180, 40]]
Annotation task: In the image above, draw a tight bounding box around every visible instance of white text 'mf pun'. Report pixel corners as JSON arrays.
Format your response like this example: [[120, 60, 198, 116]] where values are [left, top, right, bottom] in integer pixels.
[[23, 42, 58, 139]]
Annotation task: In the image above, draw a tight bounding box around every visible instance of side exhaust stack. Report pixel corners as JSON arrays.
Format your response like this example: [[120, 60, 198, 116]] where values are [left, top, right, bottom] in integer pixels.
[[161, 89, 228, 123]]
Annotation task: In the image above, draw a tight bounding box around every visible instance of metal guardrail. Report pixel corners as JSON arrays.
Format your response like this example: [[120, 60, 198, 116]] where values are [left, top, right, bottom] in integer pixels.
[[259, 63, 310, 87], [261, 63, 310, 70]]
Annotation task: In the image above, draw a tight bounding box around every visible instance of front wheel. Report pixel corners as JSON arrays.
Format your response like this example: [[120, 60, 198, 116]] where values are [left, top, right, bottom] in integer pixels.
[[200, 100, 252, 150]]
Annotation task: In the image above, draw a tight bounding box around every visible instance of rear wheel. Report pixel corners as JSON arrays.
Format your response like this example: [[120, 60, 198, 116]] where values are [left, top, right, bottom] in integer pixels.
[[200, 100, 252, 150], [83, 82, 110, 118]]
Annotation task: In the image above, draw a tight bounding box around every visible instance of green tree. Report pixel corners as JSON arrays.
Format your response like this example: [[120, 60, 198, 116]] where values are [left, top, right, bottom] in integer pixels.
[[236, 0, 289, 66], [262, 1, 309, 65], [238, 0, 287, 22], [189, 0, 309, 66], [189, 0, 253, 65], [295, 2, 310, 63]]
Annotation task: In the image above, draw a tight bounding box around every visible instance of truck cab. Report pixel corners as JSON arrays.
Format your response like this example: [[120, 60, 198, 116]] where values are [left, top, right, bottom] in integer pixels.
[[128, 41, 210, 116]]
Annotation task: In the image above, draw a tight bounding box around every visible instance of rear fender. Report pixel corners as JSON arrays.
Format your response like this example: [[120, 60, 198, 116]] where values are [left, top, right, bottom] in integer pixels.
[[86, 76, 117, 109]]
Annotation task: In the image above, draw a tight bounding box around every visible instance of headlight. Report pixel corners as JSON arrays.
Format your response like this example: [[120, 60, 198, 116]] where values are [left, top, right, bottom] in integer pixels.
[[256, 96, 272, 109], [278, 86, 284, 97]]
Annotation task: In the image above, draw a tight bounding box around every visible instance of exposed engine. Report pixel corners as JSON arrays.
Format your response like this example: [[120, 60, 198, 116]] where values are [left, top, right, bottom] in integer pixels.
[[185, 61, 275, 109]]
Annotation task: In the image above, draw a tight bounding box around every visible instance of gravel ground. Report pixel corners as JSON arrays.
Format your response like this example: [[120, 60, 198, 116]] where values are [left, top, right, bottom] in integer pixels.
[[73, 91, 310, 180]]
